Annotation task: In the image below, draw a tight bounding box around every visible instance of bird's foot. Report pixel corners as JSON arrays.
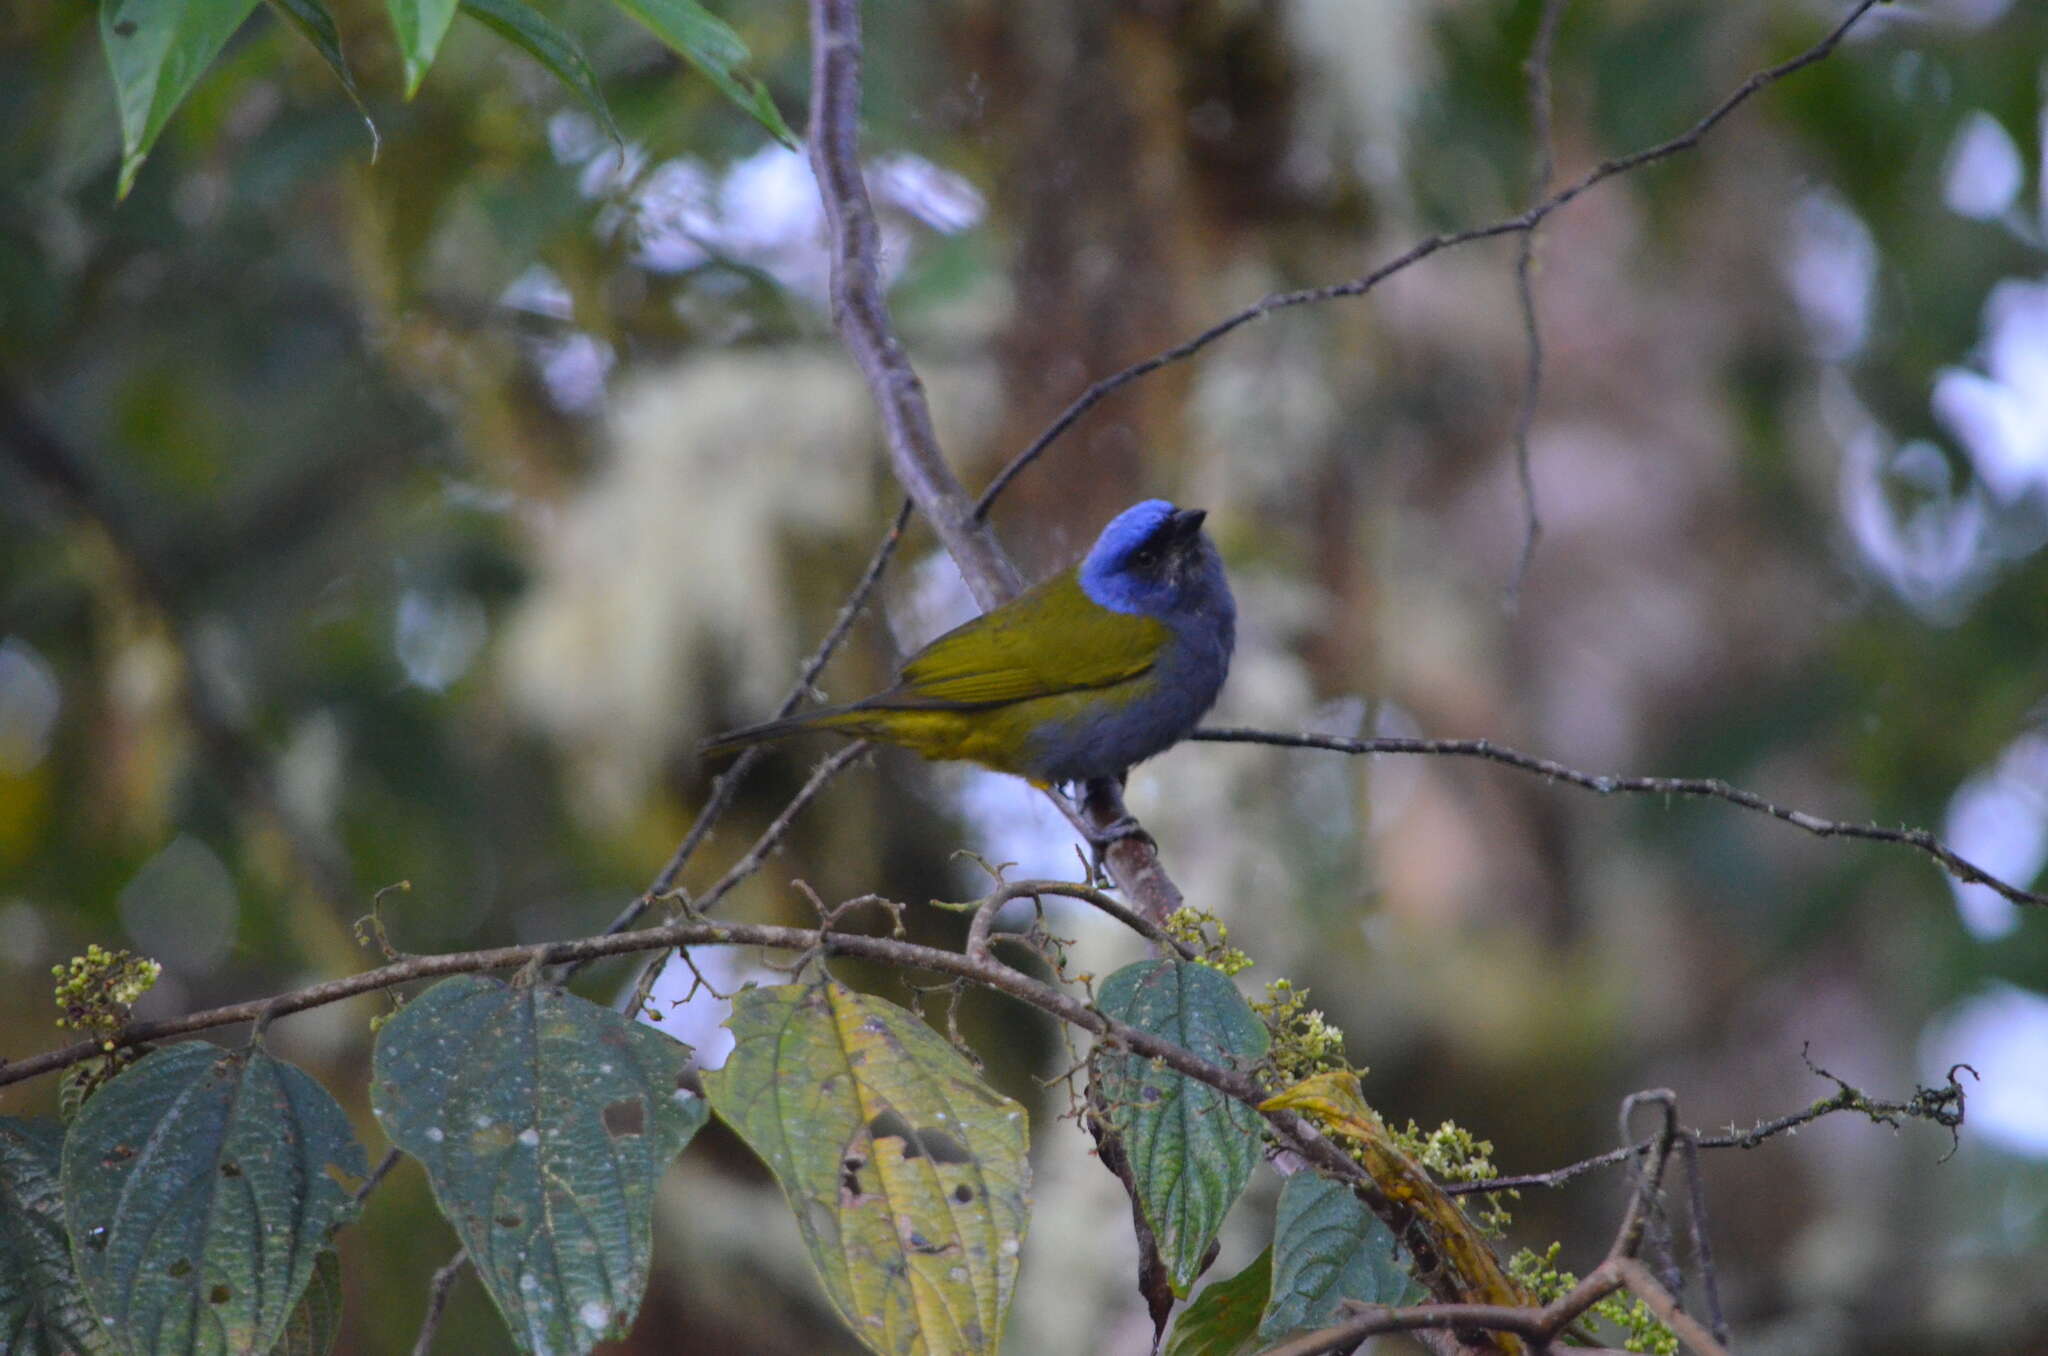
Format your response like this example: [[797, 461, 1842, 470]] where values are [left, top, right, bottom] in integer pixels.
[[1083, 814, 1153, 885]]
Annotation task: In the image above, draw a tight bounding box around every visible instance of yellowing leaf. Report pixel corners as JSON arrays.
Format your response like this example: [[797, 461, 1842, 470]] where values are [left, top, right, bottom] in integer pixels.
[[1260, 1072, 1530, 1346], [702, 981, 1030, 1356]]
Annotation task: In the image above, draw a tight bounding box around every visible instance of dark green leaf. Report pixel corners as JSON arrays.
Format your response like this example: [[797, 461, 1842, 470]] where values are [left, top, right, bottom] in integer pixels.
[[0, 1118, 112, 1355], [1092, 960, 1268, 1297], [701, 981, 1030, 1356], [383, 0, 459, 96], [608, 0, 796, 147], [460, 0, 621, 147], [1258, 1170, 1416, 1340], [370, 976, 707, 1355], [99, 0, 264, 198], [267, 0, 379, 158], [1163, 1248, 1270, 1356], [60, 1044, 366, 1356], [265, 1250, 342, 1356]]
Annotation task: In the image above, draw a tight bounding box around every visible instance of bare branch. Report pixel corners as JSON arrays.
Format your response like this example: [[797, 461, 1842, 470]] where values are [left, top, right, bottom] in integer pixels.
[[409, 1249, 469, 1356], [973, 0, 1884, 516], [1192, 726, 2048, 910]]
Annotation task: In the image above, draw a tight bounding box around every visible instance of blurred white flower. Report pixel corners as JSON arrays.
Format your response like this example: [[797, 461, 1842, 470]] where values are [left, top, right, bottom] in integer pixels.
[[1933, 276, 2048, 504], [1941, 110, 2022, 221], [1943, 732, 2048, 940]]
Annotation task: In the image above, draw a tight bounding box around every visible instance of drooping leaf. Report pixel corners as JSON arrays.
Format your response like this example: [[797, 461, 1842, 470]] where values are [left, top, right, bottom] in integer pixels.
[[265, 1250, 342, 1356], [60, 1043, 366, 1356], [370, 975, 707, 1356], [0, 1118, 111, 1356], [701, 980, 1030, 1356], [1092, 960, 1268, 1297], [460, 0, 621, 147], [99, 0, 264, 198], [1260, 1072, 1528, 1312], [383, 0, 459, 96], [608, 0, 796, 147], [267, 0, 379, 157], [1162, 1248, 1270, 1356], [1258, 1171, 1416, 1341]]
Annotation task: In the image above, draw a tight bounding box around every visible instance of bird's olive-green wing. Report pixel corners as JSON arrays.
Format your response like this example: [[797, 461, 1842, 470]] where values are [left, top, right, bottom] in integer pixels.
[[884, 567, 1169, 708]]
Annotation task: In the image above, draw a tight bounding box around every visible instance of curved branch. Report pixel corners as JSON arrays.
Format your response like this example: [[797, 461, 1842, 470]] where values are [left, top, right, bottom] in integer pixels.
[[1192, 726, 2047, 910], [973, 0, 1884, 516]]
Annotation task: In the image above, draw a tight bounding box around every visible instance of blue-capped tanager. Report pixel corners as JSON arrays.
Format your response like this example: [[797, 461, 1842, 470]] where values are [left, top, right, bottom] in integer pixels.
[[703, 499, 1235, 786]]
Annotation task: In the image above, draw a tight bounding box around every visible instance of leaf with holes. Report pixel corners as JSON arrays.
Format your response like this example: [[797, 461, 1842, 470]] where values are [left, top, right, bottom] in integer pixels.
[[1163, 1247, 1269, 1356], [1, 1118, 111, 1355], [371, 976, 706, 1355], [1258, 1171, 1416, 1341], [1091, 960, 1267, 1297], [99, 0, 263, 197], [701, 981, 1030, 1356], [608, 0, 796, 147], [60, 1044, 365, 1356], [460, 0, 621, 147], [267, 0, 378, 157]]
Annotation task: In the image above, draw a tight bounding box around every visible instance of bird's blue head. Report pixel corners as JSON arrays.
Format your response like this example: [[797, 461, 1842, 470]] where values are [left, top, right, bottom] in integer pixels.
[[1079, 499, 1228, 620]]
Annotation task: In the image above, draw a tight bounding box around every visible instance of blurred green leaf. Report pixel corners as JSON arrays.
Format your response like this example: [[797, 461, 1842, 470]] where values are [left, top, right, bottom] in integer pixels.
[[608, 0, 797, 147], [0, 1117, 111, 1356], [1092, 960, 1267, 1298], [383, 0, 458, 97], [267, 0, 379, 159], [1163, 1247, 1270, 1356], [264, 1250, 342, 1356], [461, 0, 621, 148], [370, 975, 706, 1355], [98, 0, 263, 198], [60, 1044, 366, 1356], [702, 980, 1030, 1356], [1258, 1170, 1415, 1340]]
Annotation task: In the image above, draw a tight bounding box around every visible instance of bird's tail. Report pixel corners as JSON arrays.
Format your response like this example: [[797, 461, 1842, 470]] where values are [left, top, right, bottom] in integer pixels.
[[699, 705, 870, 759]]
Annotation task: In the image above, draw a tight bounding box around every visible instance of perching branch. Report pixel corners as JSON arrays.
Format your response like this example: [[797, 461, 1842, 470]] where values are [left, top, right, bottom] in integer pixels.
[[972, 0, 1884, 517], [805, 0, 1184, 921], [1192, 726, 2048, 910]]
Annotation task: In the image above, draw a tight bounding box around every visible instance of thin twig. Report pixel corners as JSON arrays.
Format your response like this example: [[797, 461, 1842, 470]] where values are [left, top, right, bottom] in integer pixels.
[[1191, 726, 2048, 910], [1445, 1063, 1973, 1196], [972, 0, 1883, 517], [1505, 0, 1568, 606], [409, 1249, 469, 1356]]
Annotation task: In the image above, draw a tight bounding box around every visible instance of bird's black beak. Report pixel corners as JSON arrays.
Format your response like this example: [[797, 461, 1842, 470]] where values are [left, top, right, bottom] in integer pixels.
[[1168, 507, 1207, 541]]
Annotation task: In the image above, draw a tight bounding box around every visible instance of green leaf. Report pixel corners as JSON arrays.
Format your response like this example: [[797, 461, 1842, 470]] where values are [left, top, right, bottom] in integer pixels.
[[608, 0, 796, 147], [99, 0, 264, 198], [1257, 1170, 1417, 1341], [265, 1250, 342, 1356], [60, 1044, 367, 1356], [383, 0, 459, 96], [267, 0, 379, 158], [460, 0, 621, 147], [701, 981, 1030, 1356], [1163, 1248, 1270, 1356], [0, 1118, 112, 1356], [1092, 960, 1268, 1297], [370, 976, 707, 1355]]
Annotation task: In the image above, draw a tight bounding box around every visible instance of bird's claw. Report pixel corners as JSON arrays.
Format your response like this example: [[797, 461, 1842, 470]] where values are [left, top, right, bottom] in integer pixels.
[[1084, 815, 1153, 884]]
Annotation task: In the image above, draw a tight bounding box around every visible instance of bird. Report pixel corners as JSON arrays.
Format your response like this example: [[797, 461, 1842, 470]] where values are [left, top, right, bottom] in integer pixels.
[[702, 499, 1235, 788]]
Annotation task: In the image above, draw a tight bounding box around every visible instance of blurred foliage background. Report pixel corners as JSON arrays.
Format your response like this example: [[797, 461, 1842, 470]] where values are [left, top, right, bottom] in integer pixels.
[[4, 0, 2047, 1352]]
